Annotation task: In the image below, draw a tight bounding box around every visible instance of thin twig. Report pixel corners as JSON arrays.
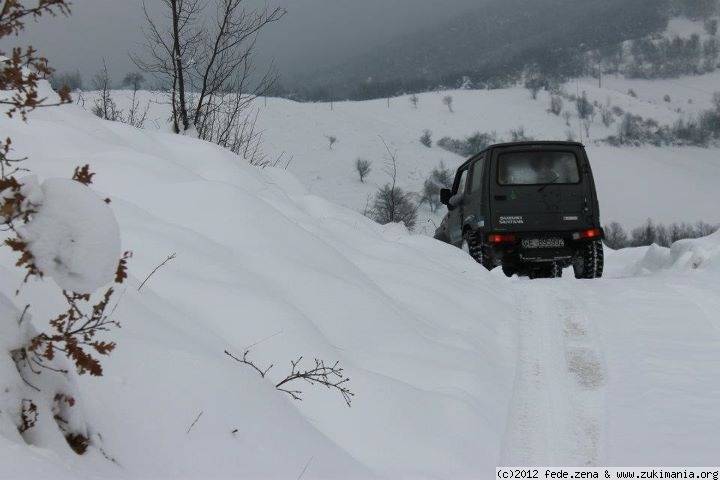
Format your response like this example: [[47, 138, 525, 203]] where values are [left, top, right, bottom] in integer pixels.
[[242, 330, 283, 351], [186, 410, 203, 434], [138, 253, 177, 292], [225, 349, 273, 378], [297, 457, 313, 480]]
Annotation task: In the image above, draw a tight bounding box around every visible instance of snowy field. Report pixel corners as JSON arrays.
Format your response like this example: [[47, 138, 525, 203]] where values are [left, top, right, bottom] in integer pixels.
[[99, 79, 720, 236], [2, 82, 720, 479]]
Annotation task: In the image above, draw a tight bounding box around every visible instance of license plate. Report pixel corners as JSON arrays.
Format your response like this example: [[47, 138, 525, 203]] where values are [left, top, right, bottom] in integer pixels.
[[521, 238, 565, 249]]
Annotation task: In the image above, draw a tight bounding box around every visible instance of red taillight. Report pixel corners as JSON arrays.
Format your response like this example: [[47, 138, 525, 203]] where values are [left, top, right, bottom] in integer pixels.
[[488, 233, 517, 244], [573, 228, 602, 240]]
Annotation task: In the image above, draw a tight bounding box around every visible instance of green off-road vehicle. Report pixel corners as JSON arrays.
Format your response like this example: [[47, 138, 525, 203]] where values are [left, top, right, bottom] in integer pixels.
[[434, 141, 604, 279]]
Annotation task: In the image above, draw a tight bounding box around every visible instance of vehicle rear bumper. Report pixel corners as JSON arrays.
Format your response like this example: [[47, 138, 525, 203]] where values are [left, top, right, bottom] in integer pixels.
[[487, 229, 603, 265]]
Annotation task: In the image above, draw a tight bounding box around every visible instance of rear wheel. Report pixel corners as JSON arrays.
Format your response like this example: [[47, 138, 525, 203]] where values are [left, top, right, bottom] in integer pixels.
[[502, 265, 517, 278], [573, 240, 604, 279], [462, 231, 495, 271]]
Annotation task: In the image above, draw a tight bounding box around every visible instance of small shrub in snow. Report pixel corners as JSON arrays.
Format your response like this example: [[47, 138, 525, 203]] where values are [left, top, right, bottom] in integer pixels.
[[466, 131, 497, 152], [369, 140, 418, 230], [575, 92, 594, 120], [562, 111, 572, 127], [628, 89, 638, 98], [549, 95, 563, 115], [600, 101, 614, 127], [226, 350, 354, 407], [325, 135, 338, 150], [525, 76, 544, 100], [582, 117, 592, 139], [421, 162, 453, 212], [409, 94, 419, 109], [509, 126, 533, 142], [437, 136, 466, 156], [92, 60, 121, 121], [355, 158, 372, 183], [437, 132, 497, 157], [370, 184, 418, 230], [442, 95, 454, 113], [50, 70, 83, 92], [420, 129, 432, 147], [663, 94, 671, 103]]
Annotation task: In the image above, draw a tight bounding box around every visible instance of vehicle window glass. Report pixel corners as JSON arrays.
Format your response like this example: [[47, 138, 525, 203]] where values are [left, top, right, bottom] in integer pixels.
[[470, 158, 485, 195], [455, 169, 468, 195], [498, 151, 580, 186]]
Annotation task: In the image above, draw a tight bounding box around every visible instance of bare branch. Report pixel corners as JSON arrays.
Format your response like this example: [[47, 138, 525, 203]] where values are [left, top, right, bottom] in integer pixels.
[[138, 253, 177, 292], [225, 349, 354, 407]]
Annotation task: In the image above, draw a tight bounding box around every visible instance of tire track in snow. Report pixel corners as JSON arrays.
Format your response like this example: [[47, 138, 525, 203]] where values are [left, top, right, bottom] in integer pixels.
[[500, 280, 606, 466]]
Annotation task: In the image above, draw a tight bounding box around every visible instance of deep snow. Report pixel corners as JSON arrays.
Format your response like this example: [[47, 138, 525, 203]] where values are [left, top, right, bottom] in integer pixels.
[[2, 81, 720, 478], [3, 88, 519, 479]]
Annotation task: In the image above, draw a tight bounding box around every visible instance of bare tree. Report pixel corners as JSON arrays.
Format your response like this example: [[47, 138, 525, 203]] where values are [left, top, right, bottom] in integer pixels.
[[92, 60, 120, 121], [134, 0, 285, 154], [191, 0, 285, 134], [369, 138, 418, 230], [355, 158, 371, 183], [132, 0, 205, 133], [122, 72, 145, 90], [442, 95, 454, 113]]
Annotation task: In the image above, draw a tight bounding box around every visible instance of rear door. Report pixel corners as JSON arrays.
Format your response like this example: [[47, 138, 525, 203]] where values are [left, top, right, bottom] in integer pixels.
[[489, 146, 589, 232]]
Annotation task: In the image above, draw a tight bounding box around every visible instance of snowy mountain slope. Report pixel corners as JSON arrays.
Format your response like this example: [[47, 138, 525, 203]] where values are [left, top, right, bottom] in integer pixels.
[[100, 83, 720, 235], [2, 92, 518, 479]]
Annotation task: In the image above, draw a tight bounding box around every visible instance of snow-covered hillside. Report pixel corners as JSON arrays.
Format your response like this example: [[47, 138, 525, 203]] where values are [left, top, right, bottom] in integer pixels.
[[3, 88, 520, 479], [100, 82, 720, 236], [3, 81, 720, 478]]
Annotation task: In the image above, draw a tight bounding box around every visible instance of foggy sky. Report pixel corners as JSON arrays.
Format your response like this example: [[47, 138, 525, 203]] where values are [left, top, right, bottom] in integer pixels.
[[10, 0, 482, 87]]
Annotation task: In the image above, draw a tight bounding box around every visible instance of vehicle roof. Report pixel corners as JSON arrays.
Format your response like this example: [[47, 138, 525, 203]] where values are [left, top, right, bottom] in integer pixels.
[[488, 140, 585, 149]]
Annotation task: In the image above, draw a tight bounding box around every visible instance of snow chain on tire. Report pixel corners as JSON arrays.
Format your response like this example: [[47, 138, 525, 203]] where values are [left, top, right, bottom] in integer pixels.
[[574, 240, 604, 279], [464, 231, 494, 271]]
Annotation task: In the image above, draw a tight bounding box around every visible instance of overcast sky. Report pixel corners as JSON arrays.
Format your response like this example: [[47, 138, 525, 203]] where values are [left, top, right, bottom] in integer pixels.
[[11, 0, 482, 86]]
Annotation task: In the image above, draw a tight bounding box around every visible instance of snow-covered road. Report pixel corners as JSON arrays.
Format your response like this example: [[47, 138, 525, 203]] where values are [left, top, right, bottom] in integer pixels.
[[500, 257, 720, 466]]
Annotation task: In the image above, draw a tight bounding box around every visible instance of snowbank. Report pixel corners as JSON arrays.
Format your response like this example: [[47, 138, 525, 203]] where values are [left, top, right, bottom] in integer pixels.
[[617, 230, 720, 276], [18, 178, 121, 293]]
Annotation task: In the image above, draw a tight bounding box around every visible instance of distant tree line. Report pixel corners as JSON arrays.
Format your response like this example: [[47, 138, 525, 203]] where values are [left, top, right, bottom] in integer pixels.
[[604, 219, 719, 249]]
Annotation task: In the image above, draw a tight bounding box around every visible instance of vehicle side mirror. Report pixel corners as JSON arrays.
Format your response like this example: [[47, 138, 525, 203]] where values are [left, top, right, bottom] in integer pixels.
[[440, 188, 452, 206]]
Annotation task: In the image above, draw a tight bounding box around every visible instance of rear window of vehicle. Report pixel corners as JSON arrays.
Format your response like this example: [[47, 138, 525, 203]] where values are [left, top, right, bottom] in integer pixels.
[[497, 151, 580, 186]]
